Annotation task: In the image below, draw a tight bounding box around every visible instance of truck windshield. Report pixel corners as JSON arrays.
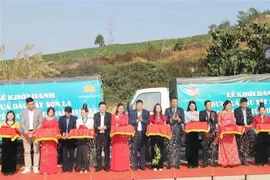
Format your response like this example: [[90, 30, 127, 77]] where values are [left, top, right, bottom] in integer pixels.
[[132, 92, 161, 112]]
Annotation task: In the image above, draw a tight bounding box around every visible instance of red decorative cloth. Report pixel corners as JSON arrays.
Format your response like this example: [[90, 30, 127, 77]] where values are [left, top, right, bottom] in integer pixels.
[[34, 128, 60, 143], [146, 124, 172, 139], [0, 127, 20, 141], [184, 121, 209, 133], [110, 125, 135, 138], [254, 124, 270, 134], [218, 124, 245, 139], [67, 128, 95, 139]]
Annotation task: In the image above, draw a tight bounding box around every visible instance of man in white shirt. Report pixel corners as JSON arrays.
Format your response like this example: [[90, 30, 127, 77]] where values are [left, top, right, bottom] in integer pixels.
[[129, 100, 150, 171], [20, 97, 43, 174], [93, 102, 112, 172]]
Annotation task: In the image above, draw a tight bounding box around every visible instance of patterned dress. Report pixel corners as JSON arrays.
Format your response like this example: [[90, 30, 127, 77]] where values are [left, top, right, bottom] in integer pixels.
[[217, 111, 241, 166], [39, 119, 58, 174]]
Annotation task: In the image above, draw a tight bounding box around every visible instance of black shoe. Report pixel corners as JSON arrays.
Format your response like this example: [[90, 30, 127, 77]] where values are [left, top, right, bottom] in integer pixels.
[[3, 173, 8, 176], [9, 173, 14, 176], [132, 168, 138, 171], [95, 168, 102, 172], [175, 166, 180, 169], [167, 165, 171, 169], [140, 167, 146, 171], [68, 170, 72, 173], [202, 164, 208, 168], [62, 170, 67, 173], [104, 168, 110, 172], [188, 165, 192, 169]]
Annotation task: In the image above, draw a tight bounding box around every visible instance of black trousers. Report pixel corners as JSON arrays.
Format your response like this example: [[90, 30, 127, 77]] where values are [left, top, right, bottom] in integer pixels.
[[185, 132, 199, 167], [132, 131, 147, 169], [61, 139, 75, 171], [76, 139, 90, 171], [150, 136, 164, 169], [1, 138, 17, 174], [255, 132, 269, 165], [96, 134, 111, 169]]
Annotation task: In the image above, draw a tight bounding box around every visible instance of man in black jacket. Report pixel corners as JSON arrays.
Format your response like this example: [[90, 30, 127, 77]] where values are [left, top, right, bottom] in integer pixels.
[[129, 100, 150, 171], [199, 100, 218, 167], [234, 97, 253, 166], [94, 102, 112, 172], [59, 106, 77, 173], [165, 97, 185, 170]]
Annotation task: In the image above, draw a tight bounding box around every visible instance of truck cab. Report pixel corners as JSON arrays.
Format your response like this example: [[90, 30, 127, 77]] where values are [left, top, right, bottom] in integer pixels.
[[127, 87, 170, 114]]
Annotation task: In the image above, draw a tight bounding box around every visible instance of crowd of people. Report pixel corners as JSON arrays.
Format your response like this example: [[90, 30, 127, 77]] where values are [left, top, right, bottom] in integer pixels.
[[0, 97, 269, 176]]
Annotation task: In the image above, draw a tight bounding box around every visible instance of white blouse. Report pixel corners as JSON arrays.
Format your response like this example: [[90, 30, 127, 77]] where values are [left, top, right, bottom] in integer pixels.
[[76, 117, 94, 129]]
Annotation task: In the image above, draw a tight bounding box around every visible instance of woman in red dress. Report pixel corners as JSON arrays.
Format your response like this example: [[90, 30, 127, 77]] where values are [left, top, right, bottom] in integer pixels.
[[253, 102, 270, 166], [111, 103, 130, 171], [217, 100, 241, 167], [149, 103, 167, 171], [39, 107, 59, 174]]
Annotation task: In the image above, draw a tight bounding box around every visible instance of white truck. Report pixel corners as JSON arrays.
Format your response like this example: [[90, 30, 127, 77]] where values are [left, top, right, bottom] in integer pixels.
[[127, 74, 270, 115]]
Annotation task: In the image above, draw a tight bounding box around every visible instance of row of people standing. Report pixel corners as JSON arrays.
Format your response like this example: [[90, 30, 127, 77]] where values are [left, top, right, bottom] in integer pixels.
[[1, 97, 270, 176]]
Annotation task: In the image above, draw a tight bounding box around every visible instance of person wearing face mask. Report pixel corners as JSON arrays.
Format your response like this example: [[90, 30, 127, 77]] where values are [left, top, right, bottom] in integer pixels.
[[94, 102, 112, 172], [59, 106, 77, 173], [129, 99, 150, 171], [217, 100, 241, 167], [199, 100, 218, 168], [234, 97, 253, 166], [111, 103, 130, 172], [76, 104, 94, 174], [184, 100, 200, 169], [165, 97, 185, 170], [253, 102, 270, 166]]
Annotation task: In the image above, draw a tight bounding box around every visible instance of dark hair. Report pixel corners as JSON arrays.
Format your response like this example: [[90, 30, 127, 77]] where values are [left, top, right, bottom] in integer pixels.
[[136, 99, 143, 104], [6, 110, 16, 123], [81, 103, 89, 112], [99, 102, 107, 107], [223, 100, 232, 110], [187, 100, 197, 111], [115, 103, 125, 114], [240, 97, 248, 103], [26, 97, 34, 104], [171, 97, 178, 101], [153, 103, 163, 118], [204, 100, 211, 106], [258, 102, 265, 111], [64, 106, 72, 113], [47, 107, 55, 116]]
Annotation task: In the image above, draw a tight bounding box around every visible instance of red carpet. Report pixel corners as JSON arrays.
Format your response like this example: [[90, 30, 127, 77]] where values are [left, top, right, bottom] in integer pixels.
[[1, 163, 270, 180]]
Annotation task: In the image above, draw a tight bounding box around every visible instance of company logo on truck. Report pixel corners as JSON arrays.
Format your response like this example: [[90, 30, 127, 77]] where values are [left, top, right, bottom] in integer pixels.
[[188, 86, 199, 97]]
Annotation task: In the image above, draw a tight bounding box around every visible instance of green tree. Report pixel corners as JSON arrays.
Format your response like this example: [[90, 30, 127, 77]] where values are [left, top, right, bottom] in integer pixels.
[[94, 34, 105, 47], [206, 21, 270, 76]]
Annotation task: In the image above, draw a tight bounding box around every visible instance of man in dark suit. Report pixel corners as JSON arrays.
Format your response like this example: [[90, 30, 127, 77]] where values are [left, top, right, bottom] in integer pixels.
[[129, 99, 150, 171], [199, 100, 218, 167], [234, 97, 253, 166], [165, 97, 184, 169], [59, 106, 77, 173], [94, 102, 112, 172]]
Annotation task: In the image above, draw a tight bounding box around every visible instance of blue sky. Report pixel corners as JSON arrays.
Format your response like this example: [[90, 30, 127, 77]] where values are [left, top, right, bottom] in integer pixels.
[[0, 0, 269, 59]]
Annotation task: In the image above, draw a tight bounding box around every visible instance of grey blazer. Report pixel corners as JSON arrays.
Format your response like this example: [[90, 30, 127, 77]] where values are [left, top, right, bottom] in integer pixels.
[[20, 108, 43, 132]]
